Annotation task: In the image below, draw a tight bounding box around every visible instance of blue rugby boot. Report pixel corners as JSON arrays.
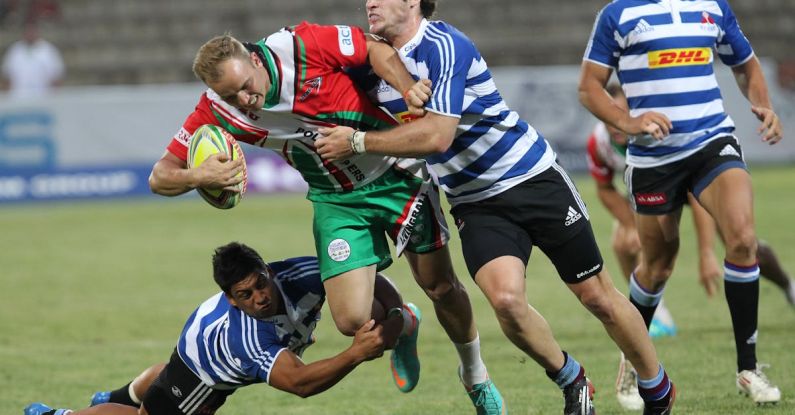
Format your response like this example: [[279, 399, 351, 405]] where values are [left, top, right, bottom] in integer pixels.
[[390, 303, 421, 392], [89, 391, 111, 406]]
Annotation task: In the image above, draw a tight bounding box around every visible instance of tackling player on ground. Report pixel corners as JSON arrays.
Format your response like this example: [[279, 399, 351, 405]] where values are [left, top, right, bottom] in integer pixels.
[[25, 242, 391, 415], [580, 0, 783, 406]]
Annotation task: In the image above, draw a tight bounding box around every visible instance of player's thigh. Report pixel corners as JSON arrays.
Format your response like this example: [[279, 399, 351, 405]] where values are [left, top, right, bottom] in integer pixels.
[[451, 201, 532, 280], [635, 211, 682, 267], [312, 199, 392, 280], [696, 168, 754, 242], [323, 265, 377, 330], [539, 222, 604, 284], [403, 245, 457, 290]]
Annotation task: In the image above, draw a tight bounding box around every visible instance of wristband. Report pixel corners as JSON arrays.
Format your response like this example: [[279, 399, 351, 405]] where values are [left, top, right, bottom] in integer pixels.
[[349, 130, 367, 155]]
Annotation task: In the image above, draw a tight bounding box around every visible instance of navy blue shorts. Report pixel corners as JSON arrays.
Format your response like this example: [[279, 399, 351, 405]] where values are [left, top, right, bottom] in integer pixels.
[[451, 164, 603, 284], [626, 135, 747, 215]]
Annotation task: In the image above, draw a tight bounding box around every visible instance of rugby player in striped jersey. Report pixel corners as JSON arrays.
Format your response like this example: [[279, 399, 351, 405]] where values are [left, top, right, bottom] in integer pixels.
[[580, 0, 783, 408], [25, 242, 394, 415], [315, 1, 674, 414]]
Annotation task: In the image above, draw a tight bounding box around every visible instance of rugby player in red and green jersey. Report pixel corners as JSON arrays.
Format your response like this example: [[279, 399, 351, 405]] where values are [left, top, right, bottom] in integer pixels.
[[149, 22, 502, 407]]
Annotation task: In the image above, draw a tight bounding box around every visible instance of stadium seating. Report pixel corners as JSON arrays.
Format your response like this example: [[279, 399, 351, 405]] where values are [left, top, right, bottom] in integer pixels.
[[0, 0, 792, 86]]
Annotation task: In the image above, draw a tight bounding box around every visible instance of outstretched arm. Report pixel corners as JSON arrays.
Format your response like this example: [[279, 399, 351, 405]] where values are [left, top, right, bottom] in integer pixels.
[[268, 320, 385, 398], [731, 56, 783, 144]]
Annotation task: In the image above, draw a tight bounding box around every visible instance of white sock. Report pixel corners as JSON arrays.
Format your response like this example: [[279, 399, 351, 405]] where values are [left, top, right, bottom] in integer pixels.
[[128, 380, 142, 405], [455, 334, 489, 387]]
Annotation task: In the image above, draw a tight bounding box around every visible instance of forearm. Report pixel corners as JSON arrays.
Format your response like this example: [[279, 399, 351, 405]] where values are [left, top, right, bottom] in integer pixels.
[[366, 36, 415, 95], [284, 349, 362, 398], [149, 157, 197, 196], [578, 64, 631, 133], [363, 114, 456, 157], [597, 186, 635, 228], [733, 57, 773, 108]]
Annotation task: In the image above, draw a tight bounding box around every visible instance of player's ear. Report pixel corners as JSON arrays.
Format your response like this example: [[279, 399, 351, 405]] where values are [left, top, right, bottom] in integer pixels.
[[224, 292, 238, 308], [250, 52, 261, 67]]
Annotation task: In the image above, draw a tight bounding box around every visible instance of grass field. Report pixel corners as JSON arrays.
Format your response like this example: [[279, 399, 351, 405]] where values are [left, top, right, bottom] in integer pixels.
[[2, 166, 794, 415]]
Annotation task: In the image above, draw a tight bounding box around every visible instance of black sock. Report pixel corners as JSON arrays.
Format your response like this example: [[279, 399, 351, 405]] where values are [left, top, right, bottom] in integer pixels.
[[629, 296, 657, 328], [109, 382, 140, 407], [725, 279, 759, 371]]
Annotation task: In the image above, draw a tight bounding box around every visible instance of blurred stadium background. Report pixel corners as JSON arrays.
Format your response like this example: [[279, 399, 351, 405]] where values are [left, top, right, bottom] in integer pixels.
[[1, 0, 794, 414]]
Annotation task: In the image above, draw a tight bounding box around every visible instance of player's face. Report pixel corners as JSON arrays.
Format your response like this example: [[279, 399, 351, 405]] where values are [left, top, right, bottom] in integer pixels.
[[208, 53, 271, 112], [366, 0, 415, 40], [227, 268, 282, 320]]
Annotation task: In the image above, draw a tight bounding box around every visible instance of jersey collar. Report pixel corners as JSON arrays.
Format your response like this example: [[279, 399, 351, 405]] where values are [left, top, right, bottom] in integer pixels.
[[246, 42, 282, 109], [398, 18, 429, 56]]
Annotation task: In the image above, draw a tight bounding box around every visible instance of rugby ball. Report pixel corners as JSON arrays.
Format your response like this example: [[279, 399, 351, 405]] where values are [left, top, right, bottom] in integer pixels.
[[187, 124, 247, 209]]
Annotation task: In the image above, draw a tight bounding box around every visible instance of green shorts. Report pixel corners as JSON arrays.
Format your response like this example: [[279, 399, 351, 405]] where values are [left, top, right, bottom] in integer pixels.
[[309, 166, 449, 280]]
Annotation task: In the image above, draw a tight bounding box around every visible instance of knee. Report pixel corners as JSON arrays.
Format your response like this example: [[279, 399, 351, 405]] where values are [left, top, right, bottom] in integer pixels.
[[333, 314, 368, 337], [577, 287, 616, 323], [489, 290, 527, 319], [724, 230, 757, 260], [420, 277, 461, 304]]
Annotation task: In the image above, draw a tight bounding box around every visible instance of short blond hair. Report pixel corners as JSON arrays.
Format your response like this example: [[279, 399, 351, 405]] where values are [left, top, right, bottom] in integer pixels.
[[193, 34, 250, 84]]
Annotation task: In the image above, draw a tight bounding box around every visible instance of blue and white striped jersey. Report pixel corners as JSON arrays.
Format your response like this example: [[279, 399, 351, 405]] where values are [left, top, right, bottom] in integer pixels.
[[369, 19, 556, 205], [584, 0, 754, 168], [177, 256, 323, 389]]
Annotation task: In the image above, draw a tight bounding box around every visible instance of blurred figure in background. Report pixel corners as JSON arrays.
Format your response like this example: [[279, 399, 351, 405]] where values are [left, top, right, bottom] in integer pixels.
[[1, 20, 64, 99]]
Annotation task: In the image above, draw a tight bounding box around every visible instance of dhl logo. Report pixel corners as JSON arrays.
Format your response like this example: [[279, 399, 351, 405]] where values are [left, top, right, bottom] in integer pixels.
[[648, 48, 711, 68]]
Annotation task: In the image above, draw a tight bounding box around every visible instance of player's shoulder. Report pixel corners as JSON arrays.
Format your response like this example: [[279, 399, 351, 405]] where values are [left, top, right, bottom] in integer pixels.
[[421, 20, 479, 56]]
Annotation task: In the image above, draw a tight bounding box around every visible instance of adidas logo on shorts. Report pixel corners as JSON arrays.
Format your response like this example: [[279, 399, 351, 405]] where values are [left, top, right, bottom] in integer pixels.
[[565, 206, 582, 226], [719, 144, 740, 157]]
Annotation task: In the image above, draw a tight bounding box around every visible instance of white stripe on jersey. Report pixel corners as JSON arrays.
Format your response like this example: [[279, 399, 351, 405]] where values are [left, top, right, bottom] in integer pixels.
[[630, 98, 724, 123], [426, 25, 456, 115], [618, 4, 668, 25], [623, 75, 719, 97]]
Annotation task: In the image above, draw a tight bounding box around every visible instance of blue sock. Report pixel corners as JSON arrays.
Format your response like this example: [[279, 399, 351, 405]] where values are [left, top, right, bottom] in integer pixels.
[[638, 365, 672, 402], [546, 351, 584, 389]]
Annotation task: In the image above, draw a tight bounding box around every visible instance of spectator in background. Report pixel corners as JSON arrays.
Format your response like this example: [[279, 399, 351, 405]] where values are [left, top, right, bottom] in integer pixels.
[[1, 20, 64, 99]]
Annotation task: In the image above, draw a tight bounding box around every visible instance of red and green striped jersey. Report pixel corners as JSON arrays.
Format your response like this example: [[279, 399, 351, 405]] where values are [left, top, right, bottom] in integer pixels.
[[166, 22, 400, 193]]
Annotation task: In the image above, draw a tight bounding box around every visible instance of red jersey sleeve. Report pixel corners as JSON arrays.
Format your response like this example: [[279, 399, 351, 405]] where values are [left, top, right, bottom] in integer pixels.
[[166, 93, 220, 162], [294, 22, 369, 69], [586, 133, 614, 185]]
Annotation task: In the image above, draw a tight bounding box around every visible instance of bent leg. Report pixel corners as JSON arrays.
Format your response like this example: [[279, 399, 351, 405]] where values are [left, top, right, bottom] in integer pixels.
[[323, 265, 377, 336], [697, 168, 760, 371], [474, 256, 565, 372], [404, 246, 476, 344]]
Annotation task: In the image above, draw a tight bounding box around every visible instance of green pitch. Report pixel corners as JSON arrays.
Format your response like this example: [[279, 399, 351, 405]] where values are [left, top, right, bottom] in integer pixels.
[[2, 166, 794, 414]]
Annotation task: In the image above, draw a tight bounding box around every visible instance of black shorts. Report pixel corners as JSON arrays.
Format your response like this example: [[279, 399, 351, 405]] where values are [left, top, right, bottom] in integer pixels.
[[142, 350, 233, 415], [451, 164, 603, 284], [626, 135, 747, 215]]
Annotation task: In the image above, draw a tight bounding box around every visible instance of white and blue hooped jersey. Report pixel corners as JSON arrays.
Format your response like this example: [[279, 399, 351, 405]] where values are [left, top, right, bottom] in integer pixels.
[[369, 19, 556, 205], [584, 0, 754, 168], [177, 256, 323, 389]]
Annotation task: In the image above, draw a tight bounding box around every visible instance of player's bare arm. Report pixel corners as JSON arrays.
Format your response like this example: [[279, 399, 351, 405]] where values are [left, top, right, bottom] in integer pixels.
[[579, 61, 672, 140], [731, 56, 783, 144], [316, 111, 457, 161], [149, 150, 244, 196], [596, 181, 635, 230], [365, 35, 429, 116], [267, 320, 385, 398]]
